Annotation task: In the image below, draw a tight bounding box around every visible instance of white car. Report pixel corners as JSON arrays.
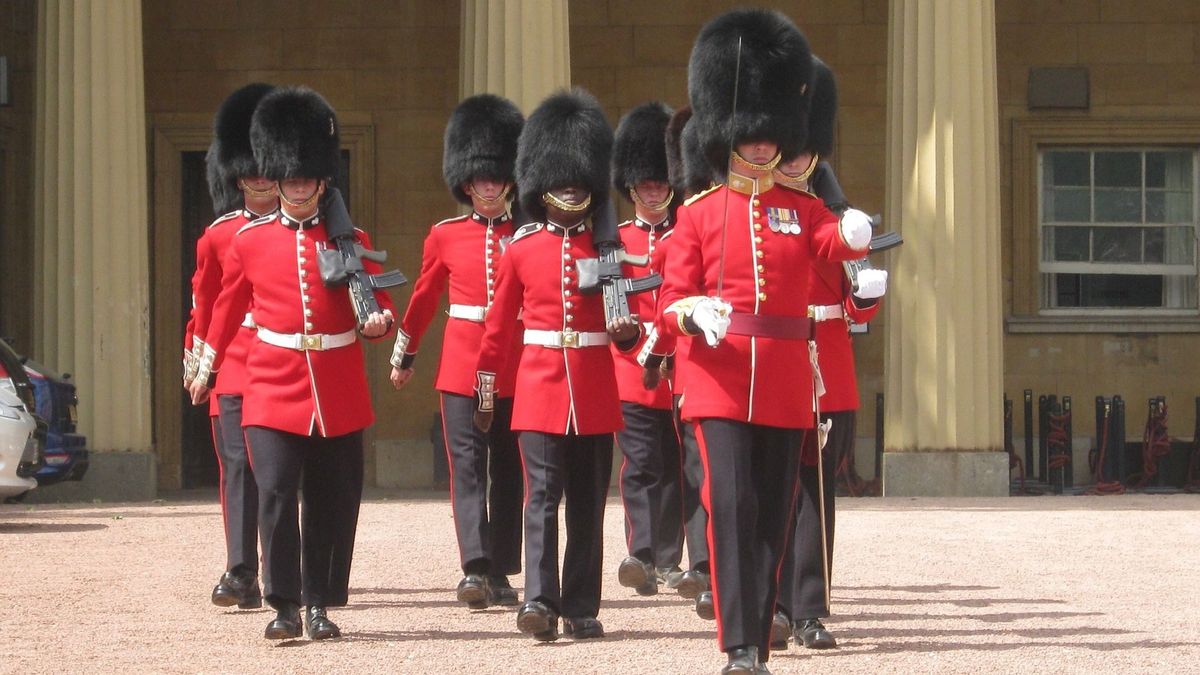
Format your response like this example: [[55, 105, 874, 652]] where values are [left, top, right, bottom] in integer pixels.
[[0, 386, 38, 499]]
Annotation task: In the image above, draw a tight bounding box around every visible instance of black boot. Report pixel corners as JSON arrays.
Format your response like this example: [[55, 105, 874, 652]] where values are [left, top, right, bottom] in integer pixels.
[[306, 606, 341, 640], [488, 574, 520, 606], [617, 556, 657, 596], [263, 602, 302, 640], [456, 574, 491, 609], [721, 646, 758, 675], [769, 610, 791, 650], [695, 590, 715, 620], [211, 571, 262, 609], [516, 600, 559, 642], [794, 618, 837, 649]]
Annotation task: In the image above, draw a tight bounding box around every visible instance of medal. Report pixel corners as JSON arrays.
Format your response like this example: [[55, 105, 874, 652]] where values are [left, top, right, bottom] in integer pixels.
[[766, 207, 801, 235]]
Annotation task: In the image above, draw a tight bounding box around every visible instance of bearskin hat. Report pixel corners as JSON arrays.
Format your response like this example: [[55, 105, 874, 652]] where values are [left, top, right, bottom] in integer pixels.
[[688, 8, 814, 177], [805, 57, 838, 158], [665, 106, 716, 197], [516, 88, 613, 221], [443, 94, 524, 205], [250, 86, 340, 182], [612, 101, 673, 202], [205, 83, 275, 215]]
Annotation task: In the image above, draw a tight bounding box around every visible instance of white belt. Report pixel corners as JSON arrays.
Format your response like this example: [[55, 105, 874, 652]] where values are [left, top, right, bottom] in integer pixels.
[[809, 304, 844, 322], [524, 329, 609, 348], [448, 304, 488, 322], [257, 326, 356, 351], [241, 313, 256, 329]]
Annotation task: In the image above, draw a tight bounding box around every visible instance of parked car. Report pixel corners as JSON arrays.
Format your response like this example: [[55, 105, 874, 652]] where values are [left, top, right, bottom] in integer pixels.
[[23, 358, 89, 485], [0, 379, 40, 500]]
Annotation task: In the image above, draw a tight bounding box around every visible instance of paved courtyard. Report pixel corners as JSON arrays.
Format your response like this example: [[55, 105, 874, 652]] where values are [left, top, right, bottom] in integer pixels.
[[1, 492, 1197, 673]]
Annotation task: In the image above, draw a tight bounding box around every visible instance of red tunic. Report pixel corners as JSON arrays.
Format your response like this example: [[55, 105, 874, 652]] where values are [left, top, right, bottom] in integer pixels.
[[186, 209, 262, 415], [203, 212, 396, 437], [658, 183, 867, 428], [809, 257, 880, 413], [476, 221, 624, 435], [611, 218, 674, 410], [397, 213, 523, 398]]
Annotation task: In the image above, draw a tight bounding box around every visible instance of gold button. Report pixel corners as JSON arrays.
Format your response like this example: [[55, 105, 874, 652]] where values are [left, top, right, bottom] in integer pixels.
[[758, 278, 766, 287], [756, 250, 764, 259], [759, 292, 767, 301], [305, 308, 313, 316], [298, 256, 307, 265], [564, 241, 571, 248], [563, 277, 572, 284], [564, 265, 573, 273], [487, 278, 494, 286], [757, 265, 765, 273], [752, 198, 761, 206], [305, 322, 313, 331], [298, 245, 306, 253], [303, 295, 311, 302], [753, 211, 761, 218], [565, 314, 574, 322], [754, 223, 763, 232], [565, 301, 573, 309], [301, 282, 309, 290], [563, 253, 571, 260], [754, 236, 763, 244], [564, 290, 572, 296]]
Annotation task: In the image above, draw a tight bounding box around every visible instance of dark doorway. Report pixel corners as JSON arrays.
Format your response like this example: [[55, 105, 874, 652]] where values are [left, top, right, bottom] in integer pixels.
[[177, 150, 353, 488]]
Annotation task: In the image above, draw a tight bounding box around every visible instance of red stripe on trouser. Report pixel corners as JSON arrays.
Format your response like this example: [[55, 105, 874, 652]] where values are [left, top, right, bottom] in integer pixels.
[[693, 421, 724, 649], [439, 394, 467, 568], [210, 415, 229, 544]]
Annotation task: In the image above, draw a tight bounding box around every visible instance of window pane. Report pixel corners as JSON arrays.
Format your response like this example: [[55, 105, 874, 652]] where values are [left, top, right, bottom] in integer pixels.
[[1146, 151, 1193, 190], [1044, 226, 1090, 261], [1164, 190, 1193, 222], [1045, 151, 1090, 187], [1044, 187, 1090, 221], [1145, 228, 1164, 263], [1147, 192, 1166, 222], [1095, 151, 1141, 188], [1164, 225, 1195, 265], [1093, 226, 1142, 263], [1094, 188, 1141, 222], [1054, 274, 1162, 307]]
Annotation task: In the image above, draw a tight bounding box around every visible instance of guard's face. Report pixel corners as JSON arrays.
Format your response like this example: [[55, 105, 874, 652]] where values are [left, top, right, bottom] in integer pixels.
[[241, 176, 276, 192], [778, 152, 815, 178], [280, 177, 321, 203], [469, 177, 511, 201], [633, 180, 671, 207], [548, 185, 588, 207], [544, 185, 591, 226], [735, 140, 780, 166]]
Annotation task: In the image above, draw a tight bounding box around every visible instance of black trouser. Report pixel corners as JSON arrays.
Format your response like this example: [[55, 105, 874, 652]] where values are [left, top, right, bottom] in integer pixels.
[[244, 426, 364, 609], [616, 402, 677, 564], [673, 395, 709, 573], [212, 394, 258, 577], [519, 431, 613, 619], [695, 419, 802, 660], [778, 410, 849, 620], [440, 393, 523, 576]]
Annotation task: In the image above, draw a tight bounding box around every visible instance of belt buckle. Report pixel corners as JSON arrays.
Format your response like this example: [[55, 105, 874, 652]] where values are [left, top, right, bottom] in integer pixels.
[[301, 334, 322, 351], [560, 329, 579, 348]]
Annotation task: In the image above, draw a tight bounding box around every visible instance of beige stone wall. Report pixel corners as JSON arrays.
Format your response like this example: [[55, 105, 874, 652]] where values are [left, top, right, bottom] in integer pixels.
[[570, 0, 891, 439], [0, 0, 36, 350], [997, 1, 1200, 449]]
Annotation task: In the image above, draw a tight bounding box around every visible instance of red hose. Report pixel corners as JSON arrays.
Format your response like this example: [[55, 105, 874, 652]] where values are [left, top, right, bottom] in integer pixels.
[[1129, 401, 1171, 489], [1086, 404, 1125, 496]]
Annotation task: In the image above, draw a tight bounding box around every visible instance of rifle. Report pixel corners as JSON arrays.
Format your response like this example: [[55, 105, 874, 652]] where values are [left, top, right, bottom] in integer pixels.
[[576, 197, 662, 323], [318, 188, 408, 328]]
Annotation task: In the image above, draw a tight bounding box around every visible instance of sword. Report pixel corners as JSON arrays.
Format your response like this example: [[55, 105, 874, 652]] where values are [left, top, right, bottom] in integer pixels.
[[715, 36, 743, 300]]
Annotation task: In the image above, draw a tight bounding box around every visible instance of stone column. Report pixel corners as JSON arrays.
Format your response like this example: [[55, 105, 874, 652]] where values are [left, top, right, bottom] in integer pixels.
[[881, 0, 1006, 496], [460, 0, 571, 112], [32, 0, 155, 499]]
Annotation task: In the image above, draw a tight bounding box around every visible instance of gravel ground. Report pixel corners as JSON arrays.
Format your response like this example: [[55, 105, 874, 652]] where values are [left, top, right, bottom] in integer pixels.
[[1, 492, 1198, 674]]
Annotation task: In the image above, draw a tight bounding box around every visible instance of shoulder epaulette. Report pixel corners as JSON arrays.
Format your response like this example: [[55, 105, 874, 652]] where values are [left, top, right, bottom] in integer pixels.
[[433, 214, 469, 228], [684, 184, 721, 207], [659, 228, 676, 242], [618, 220, 633, 229], [208, 210, 241, 229], [511, 222, 544, 243], [236, 213, 276, 235]]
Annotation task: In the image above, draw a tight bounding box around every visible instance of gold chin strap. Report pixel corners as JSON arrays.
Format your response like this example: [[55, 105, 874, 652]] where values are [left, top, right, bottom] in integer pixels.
[[774, 153, 819, 192], [468, 183, 512, 204], [278, 181, 325, 210], [239, 179, 279, 199], [730, 150, 782, 174], [629, 187, 674, 213], [542, 191, 591, 213]]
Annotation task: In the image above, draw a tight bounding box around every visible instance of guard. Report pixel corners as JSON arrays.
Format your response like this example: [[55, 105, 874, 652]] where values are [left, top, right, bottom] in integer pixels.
[[389, 94, 525, 610], [473, 89, 640, 642], [771, 58, 887, 652], [184, 82, 277, 611], [657, 10, 873, 673], [191, 86, 395, 641]]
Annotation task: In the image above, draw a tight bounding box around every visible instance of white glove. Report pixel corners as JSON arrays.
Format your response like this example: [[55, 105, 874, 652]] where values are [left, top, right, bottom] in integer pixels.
[[853, 268, 888, 300], [839, 208, 873, 251], [690, 297, 732, 347]]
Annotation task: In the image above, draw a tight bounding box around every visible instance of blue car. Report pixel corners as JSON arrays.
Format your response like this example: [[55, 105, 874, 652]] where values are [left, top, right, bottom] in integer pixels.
[[22, 358, 89, 485]]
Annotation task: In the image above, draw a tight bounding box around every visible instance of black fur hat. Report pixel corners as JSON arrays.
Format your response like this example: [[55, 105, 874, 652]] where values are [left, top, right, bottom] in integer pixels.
[[516, 88, 613, 221], [443, 94, 524, 205], [612, 101, 673, 201], [665, 106, 716, 197], [688, 8, 814, 178], [250, 86, 340, 182], [805, 57, 838, 158], [205, 83, 275, 215]]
